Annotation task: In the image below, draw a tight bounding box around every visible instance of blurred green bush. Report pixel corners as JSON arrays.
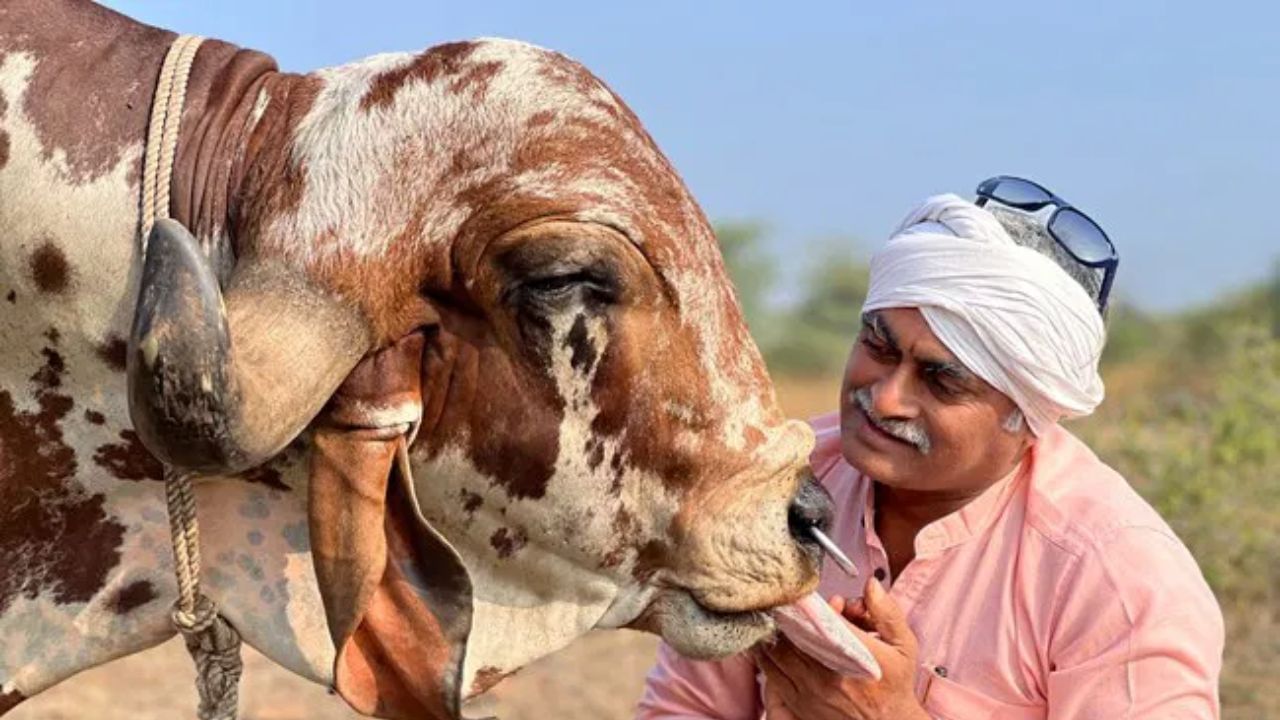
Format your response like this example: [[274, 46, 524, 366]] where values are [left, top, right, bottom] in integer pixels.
[[1076, 288, 1279, 719]]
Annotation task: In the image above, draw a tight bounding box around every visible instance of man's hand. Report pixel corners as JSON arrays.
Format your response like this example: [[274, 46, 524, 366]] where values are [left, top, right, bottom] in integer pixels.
[[757, 578, 929, 720]]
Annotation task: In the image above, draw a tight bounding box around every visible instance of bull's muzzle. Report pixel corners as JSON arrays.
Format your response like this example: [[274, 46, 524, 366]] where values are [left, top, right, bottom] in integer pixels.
[[787, 473, 835, 566]]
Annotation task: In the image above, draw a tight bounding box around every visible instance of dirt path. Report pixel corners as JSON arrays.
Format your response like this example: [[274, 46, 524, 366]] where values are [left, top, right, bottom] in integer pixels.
[[9, 630, 660, 720]]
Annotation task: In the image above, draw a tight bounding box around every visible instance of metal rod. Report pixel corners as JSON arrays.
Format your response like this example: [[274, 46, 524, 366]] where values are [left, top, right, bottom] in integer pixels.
[[809, 526, 857, 577]]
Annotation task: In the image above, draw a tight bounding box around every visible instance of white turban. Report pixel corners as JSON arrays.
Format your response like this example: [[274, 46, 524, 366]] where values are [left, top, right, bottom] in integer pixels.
[[862, 194, 1106, 436]]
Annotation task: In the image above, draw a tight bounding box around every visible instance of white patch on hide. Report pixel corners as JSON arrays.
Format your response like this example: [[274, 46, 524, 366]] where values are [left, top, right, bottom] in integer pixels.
[[0, 52, 143, 346], [250, 86, 270, 128]]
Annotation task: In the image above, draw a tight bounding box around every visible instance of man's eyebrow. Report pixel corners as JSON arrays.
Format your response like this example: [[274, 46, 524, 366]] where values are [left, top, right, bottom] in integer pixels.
[[862, 312, 898, 350], [921, 356, 977, 384]]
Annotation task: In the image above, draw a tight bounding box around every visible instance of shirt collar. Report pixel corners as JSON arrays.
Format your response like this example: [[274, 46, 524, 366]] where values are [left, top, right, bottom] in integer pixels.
[[861, 458, 1029, 557]]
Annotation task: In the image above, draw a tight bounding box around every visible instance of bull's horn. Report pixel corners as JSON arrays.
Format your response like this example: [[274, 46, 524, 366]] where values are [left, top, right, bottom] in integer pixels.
[[128, 219, 371, 474]]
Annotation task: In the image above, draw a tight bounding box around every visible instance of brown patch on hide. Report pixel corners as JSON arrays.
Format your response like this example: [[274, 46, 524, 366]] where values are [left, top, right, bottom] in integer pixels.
[[242, 464, 290, 491], [110, 579, 157, 614], [566, 314, 598, 374], [95, 334, 128, 372], [84, 409, 105, 425], [300, 200, 440, 345], [489, 526, 526, 559], [0, 334, 126, 615], [601, 508, 638, 569], [526, 109, 556, 128], [418, 320, 563, 501], [234, 73, 321, 255], [460, 489, 483, 515], [93, 430, 163, 482], [169, 38, 279, 246], [470, 665, 516, 696], [586, 437, 605, 471], [31, 347, 64, 389], [5, 291, 15, 303], [30, 242, 70, 295], [0, 689, 26, 713], [0, 0, 172, 183], [0, 74, 8, 166], [632, 539, 670, 583], [447, 60, 503, 101], [360, 41, 479, 112]]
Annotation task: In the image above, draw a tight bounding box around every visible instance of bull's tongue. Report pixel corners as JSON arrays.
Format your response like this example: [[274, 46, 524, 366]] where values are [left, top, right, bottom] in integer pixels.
[[770, 592, 881, 680]]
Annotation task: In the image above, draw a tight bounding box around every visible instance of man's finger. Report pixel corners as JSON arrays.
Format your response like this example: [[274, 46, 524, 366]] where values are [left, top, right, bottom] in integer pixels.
[[841, 596, 874, 632], [863, 577, 914, 650], [828, 594, 847, 615], [765, 635, 836, 682], [762, 680, 799, 720], [756, 646, 801, 703]]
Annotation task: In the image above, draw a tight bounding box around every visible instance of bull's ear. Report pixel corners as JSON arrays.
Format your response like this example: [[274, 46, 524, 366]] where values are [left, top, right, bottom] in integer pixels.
[[309, 337, 473, 720]]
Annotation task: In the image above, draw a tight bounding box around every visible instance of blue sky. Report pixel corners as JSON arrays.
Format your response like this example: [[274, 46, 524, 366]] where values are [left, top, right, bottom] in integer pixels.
[[106, 1, 1278, 311]]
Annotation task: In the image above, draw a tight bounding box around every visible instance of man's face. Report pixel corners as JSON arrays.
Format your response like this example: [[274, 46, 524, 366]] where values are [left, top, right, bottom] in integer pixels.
[[839, 308, 1032, 493]]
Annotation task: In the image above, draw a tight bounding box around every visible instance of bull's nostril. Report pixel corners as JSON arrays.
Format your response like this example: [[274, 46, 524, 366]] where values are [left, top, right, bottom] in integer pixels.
[[787, 475, 834, 543]]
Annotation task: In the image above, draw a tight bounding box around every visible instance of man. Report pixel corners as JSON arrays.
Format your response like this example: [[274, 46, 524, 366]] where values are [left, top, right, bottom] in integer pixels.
[[637, 179, 1224, 719]]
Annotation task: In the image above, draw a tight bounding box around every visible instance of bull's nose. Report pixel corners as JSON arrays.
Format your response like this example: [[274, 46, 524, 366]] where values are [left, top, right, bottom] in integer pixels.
[[787, 474, 834, 546]]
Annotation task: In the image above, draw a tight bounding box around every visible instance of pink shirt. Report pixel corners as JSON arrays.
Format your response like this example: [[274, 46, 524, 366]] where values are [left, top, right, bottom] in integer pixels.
[[638, 412, 1224, 719]]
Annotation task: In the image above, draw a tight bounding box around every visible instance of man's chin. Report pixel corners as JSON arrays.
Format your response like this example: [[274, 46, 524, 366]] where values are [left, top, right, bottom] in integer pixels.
[[638, 590, 775, 660]]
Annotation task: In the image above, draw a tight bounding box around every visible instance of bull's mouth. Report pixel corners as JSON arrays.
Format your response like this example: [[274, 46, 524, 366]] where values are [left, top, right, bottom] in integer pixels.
[[690, 592, 772, 628], [636, 587, 778, 660]]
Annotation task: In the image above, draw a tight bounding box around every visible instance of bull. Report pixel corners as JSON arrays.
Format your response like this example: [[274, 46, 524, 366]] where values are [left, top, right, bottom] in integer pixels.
[[0, 1, 832, 717]]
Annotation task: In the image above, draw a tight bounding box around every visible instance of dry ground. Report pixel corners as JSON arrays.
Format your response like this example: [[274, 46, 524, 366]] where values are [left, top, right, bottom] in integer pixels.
[[10, 380, 840, 720]]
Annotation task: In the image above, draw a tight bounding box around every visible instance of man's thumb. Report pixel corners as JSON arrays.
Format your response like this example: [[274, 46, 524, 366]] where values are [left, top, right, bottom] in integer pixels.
[[864, 578, 912, 649]]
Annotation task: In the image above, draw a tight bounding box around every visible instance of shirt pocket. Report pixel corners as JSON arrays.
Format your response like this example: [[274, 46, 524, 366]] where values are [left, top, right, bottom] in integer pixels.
[[920, 667, 1045, 720]]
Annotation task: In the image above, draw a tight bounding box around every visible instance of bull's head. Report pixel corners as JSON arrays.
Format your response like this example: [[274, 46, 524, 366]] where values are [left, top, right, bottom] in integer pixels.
[[129, 39, 830, 718]]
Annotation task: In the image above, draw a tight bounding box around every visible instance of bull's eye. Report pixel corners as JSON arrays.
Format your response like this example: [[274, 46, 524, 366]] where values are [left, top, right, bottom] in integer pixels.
[[510, 266, 618, 311], [525, 273, 585, 298]]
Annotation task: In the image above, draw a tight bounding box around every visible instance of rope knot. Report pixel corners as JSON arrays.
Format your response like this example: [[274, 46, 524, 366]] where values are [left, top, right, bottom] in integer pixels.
[[173, 594, 244, 720], [172, 594, 220, 635]]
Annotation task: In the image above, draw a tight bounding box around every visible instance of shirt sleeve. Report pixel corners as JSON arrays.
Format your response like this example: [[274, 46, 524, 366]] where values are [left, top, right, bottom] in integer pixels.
[[1045, 526, 1225, 720], [635, 642, 763, 720]]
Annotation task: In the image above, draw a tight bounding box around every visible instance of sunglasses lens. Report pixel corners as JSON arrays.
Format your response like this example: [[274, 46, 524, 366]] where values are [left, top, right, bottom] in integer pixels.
[[1050, 208, 1114, 263], [985, 177, 1053, 207]]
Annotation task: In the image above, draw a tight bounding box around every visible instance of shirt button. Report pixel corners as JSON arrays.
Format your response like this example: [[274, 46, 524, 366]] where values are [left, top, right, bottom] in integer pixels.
[[934, 665, 948, 678], [873, 567, 887, 581]]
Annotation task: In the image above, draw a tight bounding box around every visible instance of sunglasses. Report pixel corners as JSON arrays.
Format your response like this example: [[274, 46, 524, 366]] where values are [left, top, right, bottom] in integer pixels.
[[974, 175, 1118, 313]]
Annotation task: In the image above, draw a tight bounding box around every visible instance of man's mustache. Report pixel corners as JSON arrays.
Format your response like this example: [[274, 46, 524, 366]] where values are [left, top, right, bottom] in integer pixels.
[[851, 386, 932, 455]]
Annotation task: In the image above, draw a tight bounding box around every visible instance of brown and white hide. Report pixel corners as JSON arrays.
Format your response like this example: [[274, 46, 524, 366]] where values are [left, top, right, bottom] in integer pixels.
[[0, 2, 830, 718]]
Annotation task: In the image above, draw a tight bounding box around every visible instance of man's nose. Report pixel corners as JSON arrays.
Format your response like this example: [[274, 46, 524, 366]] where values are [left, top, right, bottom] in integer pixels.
[[871, 366, 916, 420]]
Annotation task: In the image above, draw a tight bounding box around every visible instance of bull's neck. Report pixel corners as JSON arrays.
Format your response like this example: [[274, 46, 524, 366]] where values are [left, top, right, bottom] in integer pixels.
[[168, 35, 283, 277], [1, 0, 286, 274]]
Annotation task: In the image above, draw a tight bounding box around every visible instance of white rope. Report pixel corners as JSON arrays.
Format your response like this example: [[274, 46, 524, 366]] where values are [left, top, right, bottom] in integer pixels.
[[142, 34, 244, 720]]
